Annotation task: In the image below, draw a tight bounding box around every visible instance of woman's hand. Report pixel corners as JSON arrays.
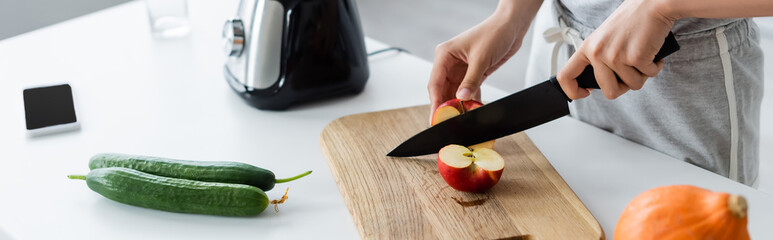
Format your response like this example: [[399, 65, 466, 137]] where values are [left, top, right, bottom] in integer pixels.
[[428, 0, 541, 114], [557, 0, 675, 100], [429, 14, 521, 112]]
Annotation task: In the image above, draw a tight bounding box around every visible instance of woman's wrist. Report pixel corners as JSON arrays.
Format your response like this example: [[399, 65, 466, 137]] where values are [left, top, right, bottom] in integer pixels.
[[494, 0, 520, 18], [652, 0, 773, 20], [651, 0, 682, 21], [494, 0, 543, 35]]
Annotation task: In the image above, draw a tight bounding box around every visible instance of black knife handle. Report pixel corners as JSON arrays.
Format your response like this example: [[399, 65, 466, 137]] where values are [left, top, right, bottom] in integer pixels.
[[575, 32, 680, 89]]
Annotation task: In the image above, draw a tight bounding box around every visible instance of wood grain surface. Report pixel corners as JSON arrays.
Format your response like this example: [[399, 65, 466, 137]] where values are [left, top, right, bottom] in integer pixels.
[[320, 105, 604, 239]]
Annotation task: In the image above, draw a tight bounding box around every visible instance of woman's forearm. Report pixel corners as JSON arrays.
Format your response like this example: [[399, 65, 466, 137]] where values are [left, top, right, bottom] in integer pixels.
[[495, 0, 544, 38], [658, 0, 773, 20]]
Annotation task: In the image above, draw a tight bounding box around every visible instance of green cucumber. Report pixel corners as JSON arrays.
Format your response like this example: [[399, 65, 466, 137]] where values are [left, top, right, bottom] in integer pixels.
[[68, 167, 269, 216], [88, 153, 311, 191]]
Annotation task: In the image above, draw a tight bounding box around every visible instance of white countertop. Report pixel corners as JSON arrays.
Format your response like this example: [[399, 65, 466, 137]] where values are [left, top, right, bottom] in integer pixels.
[[0, 1, 771, 239]]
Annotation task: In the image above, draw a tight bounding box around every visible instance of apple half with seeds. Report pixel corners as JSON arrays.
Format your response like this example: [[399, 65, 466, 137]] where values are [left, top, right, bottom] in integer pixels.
[[438, 144, 504, 193]]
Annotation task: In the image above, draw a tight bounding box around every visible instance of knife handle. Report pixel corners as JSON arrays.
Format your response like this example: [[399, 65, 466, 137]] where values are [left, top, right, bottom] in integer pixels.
[[575, 32, 680, 89]]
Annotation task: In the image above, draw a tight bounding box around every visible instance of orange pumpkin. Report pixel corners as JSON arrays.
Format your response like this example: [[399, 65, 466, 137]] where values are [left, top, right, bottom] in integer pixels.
[[615, 185, 749, 240]]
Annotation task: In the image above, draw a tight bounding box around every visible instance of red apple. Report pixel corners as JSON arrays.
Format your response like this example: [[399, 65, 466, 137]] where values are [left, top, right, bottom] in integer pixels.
[[431, 99, 494, 149], [437, 144, 504, 192]]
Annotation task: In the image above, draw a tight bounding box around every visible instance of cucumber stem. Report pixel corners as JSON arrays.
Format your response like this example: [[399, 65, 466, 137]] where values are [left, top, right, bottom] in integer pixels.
[[67, 175, 87, 180], [270, 188, 290, 213], [275, 171, 312, 183]]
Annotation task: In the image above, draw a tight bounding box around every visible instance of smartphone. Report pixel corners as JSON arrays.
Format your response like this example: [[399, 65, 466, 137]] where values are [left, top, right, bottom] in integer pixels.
[[23, 84, 80, 136]]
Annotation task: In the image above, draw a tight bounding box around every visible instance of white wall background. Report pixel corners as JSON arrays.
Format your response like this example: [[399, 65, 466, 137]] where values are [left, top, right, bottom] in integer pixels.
[[0, 0, 130, 40]]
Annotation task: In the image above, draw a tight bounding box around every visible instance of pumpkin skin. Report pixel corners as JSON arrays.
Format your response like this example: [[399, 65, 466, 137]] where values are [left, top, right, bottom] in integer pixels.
[[614, 185, 749, 240]]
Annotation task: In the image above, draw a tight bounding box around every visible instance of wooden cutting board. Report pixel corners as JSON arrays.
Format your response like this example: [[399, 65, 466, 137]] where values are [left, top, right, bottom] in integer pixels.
[[320, 105, 604, 239]]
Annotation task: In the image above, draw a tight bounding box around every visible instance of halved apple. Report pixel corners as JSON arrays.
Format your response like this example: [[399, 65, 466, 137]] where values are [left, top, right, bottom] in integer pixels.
[[431, 99, 495, 149], [438, 144, 504, 192]]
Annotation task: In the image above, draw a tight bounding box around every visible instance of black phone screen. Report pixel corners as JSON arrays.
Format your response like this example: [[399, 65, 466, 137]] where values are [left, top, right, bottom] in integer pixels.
[[23, 84, 77, 130]]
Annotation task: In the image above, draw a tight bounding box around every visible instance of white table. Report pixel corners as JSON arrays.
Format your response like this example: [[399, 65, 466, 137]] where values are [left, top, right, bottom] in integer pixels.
[[0, 1, 770, 239]]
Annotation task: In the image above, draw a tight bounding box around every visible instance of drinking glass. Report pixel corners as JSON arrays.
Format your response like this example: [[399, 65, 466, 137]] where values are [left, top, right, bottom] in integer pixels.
[[145, 0, 191, 38]]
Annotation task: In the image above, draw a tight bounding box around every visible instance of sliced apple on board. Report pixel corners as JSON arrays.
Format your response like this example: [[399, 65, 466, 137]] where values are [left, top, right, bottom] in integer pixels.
[[431, 99, 495, 149], [438, 144, 504, 193]]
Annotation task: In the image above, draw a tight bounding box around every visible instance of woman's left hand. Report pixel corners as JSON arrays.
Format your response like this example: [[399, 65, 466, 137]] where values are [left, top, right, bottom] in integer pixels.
[[557, 0, 676, 100]]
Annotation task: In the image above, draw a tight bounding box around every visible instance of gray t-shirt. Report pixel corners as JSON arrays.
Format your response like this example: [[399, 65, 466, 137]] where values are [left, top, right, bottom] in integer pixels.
[[557, 0, 739, 34]]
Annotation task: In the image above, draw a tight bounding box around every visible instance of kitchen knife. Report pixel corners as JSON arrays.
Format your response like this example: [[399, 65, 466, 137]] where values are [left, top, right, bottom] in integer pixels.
[[388, 32, 680, 157]]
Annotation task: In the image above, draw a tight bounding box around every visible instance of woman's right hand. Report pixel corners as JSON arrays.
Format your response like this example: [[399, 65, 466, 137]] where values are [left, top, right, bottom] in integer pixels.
[[428, 1, 540, 115]]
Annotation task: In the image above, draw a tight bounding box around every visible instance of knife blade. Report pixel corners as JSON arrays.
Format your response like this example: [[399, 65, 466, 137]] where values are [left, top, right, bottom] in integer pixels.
[[388, 32, 680, 157]]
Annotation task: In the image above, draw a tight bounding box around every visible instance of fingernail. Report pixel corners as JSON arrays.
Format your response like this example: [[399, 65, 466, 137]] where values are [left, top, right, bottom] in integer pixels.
[[577, 89, 590, 99], [456, 88, 472, 100]]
